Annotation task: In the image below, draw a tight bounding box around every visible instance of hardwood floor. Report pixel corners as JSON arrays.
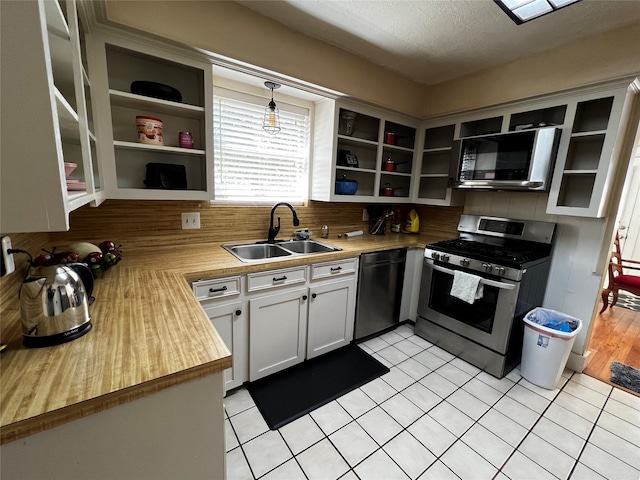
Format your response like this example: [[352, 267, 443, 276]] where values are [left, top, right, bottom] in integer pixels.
[[584, 303, 640, 396]]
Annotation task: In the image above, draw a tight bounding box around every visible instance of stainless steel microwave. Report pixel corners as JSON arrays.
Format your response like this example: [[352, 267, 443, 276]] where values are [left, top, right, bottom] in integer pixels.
[[455, 127, 561, 191]]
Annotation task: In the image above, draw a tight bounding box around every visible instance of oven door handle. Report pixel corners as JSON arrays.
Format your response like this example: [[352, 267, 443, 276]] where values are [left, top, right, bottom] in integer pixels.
[[428, 263, 516, 291]]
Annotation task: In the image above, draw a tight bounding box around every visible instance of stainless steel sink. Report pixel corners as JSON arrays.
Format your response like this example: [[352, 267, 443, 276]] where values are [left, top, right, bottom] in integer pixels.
[[277, 240, 339, 254], [226, 243, 292, 261], [222, 239, 341, 262]]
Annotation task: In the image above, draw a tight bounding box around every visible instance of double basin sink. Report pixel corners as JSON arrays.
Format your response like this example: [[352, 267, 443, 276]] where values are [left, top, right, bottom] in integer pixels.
[[223, 239, 342, 263]]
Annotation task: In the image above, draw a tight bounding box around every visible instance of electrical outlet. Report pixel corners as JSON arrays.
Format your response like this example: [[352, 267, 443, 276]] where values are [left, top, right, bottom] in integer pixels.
[[1, 236, 15, 277], [181, 212, 201, 229], [362, 208, 369, 221]]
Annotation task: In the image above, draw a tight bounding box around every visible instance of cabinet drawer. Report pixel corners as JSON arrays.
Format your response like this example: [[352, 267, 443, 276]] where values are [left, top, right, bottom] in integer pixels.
[[192, 276, 241, 301], [311, 258, 358, 280], [247, 266, 307, 292]]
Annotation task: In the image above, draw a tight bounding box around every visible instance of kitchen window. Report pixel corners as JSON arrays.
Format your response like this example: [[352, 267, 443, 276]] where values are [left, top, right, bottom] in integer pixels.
[[213, 88, 311, 204]]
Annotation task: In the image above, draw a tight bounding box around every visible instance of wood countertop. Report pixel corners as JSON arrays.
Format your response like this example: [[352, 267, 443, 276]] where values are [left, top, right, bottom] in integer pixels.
[[0, 231, 443, 444]]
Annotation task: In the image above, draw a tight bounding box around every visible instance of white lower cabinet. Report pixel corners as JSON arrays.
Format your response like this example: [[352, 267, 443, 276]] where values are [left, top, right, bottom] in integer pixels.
[[307, 277, 356, 359], [197, 258, 358, 386], [249, 286, 308, 381], [247, 258, 358, 381], [202, 300, 247, 392], [193, 275, 247, 393]]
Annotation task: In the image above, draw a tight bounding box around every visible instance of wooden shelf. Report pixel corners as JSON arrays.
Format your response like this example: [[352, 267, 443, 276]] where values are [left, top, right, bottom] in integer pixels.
[[336, 134, 378, 147], [111, 188, 209, 201], [109, 90, 205, 119], [382, 143, 414, 153], [562, 170, 598, 175], [113, 140, 205, 156], [43, 0, 69, 39], [66, 190, 94, 211], [336, 166, 376, 174], [570, 130, 607, 138], [49, 33, 75, 93], [380, 171, 412, 178], [55, 89, 80, 141], [423, 146, 452, 153]]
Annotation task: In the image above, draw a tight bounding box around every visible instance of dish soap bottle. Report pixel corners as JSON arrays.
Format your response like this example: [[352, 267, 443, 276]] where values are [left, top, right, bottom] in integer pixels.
[[404, 209, 419, 233]]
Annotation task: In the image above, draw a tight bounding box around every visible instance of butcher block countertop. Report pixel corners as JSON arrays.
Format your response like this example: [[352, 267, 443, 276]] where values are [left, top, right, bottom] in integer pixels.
[[0, 232, 442, 444]]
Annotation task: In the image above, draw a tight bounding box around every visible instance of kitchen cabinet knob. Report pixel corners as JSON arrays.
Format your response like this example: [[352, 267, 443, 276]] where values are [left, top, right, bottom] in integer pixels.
[[210, 286, 228, 293], [311, 293, 317, 299], [302, 295, 308, 300], [235, 310, 242, 316], [330, 266, 342, 272], [273, 276, 287, 282]]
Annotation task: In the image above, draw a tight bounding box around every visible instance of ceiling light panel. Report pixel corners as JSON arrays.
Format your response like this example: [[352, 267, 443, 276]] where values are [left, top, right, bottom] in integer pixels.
[[515, 0, 553, 20], [549, 0, 580, 7], [495, 0, 582, 24]]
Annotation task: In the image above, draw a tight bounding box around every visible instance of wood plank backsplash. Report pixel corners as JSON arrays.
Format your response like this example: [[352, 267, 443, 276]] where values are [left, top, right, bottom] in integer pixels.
[[1, 202, 460, 311], [46, 200, 462, 249]]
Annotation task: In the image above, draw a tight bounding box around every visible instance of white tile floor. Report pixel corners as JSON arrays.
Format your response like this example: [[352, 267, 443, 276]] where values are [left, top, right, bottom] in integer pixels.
[[224, 324, 640, 480]]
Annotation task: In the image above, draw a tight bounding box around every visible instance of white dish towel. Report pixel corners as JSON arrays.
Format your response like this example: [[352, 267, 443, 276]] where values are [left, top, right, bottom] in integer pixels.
[[450, 270, 484, 304]]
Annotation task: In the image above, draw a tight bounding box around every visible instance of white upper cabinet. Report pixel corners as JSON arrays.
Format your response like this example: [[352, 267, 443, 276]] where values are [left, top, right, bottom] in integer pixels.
[[87, 31, 214, 200], [1, 0, 101, 233], [546, 84, 631, 217], [311, 99, 418, 203], [412, 123, 465, 206], [413, 79, 637, 217]]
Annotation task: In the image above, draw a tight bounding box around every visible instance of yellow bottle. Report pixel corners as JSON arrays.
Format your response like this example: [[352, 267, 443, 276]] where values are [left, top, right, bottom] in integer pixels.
[[404, 209, 419, 233]]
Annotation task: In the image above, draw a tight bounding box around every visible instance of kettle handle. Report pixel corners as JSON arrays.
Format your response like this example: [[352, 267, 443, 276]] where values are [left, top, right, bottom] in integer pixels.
[[67, 263, 95, 306]]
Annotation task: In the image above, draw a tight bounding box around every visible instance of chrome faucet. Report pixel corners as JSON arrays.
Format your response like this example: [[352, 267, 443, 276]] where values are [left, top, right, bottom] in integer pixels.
[[268, 202, 300, 242]]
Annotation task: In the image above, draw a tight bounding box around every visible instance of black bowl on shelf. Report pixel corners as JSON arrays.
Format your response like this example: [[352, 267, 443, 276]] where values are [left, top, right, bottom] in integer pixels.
[[130, 81, 182, 103]]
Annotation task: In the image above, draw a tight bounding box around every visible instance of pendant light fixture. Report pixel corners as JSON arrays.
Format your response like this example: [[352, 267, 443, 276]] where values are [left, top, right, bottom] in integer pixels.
[[263, 81, 281, 134]]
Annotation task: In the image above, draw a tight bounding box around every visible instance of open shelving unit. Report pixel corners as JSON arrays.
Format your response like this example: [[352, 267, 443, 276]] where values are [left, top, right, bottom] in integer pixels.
[[548, 93, 625, 217], [88, 34, 214, 200], [311, 100, 418, 203], [1, 0, 100, 232], [413, 124, 464, 205]]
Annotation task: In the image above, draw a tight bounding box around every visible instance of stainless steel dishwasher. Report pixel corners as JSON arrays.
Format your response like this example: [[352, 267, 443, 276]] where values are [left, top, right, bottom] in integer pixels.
[[354, 248, 407, 340]]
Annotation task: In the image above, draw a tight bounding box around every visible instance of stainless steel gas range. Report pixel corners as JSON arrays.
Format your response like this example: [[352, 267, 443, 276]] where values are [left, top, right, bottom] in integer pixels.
[[416, 214, 556, 378]]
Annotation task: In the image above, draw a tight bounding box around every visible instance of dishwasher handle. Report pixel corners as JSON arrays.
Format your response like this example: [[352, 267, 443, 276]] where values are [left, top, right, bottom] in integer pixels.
[[363, 259, 406, 268], [360, 249, 407, 267]]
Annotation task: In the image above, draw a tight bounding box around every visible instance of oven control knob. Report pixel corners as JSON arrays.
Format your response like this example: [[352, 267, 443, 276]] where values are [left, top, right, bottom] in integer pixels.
[[460, 259, 470, 267], [440, 254, 450, 263], [482, 263, 493, 272], [495, 266, 506, 275], [431, 252, 440, 260]]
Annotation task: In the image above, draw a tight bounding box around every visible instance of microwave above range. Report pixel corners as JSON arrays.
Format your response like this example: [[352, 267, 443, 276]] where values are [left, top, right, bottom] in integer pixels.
[[455, 127, 561, 191]]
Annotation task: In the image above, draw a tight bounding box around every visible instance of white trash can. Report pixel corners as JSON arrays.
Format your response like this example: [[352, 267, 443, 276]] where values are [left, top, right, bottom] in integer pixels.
[[521, 307, 582, 390]]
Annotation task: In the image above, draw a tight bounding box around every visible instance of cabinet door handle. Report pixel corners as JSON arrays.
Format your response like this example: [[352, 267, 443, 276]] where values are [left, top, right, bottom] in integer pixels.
[[273, 276, 287, 282], [311, 293, 317, 299], [209, 286, 228, 293], [330, 266, 342, 272], [302, 295, 308, 300], [235, 310, 242, 316]]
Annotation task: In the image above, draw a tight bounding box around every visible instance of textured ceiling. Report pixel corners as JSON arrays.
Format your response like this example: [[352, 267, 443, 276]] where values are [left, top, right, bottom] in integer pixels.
[[236, 0, 640, 86]]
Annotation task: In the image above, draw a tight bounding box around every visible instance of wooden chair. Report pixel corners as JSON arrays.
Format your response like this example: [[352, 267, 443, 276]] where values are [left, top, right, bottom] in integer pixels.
[[600, 231, 640, 313]]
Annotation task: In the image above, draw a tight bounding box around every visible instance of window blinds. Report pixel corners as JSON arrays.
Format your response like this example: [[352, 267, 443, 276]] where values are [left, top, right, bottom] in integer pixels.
[[213, 94, 310, 203]]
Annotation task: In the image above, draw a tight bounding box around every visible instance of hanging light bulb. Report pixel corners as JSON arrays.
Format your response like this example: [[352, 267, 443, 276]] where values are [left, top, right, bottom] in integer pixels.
[[263, 81, 281, 134]]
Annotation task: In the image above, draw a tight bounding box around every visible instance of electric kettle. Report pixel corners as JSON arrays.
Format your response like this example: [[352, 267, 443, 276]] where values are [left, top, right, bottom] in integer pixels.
[[20, 263, 94, 347]]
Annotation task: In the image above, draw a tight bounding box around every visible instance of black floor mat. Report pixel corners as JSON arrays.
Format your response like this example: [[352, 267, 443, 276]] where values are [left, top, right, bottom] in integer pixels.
[[247, 344, 389, 430]]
